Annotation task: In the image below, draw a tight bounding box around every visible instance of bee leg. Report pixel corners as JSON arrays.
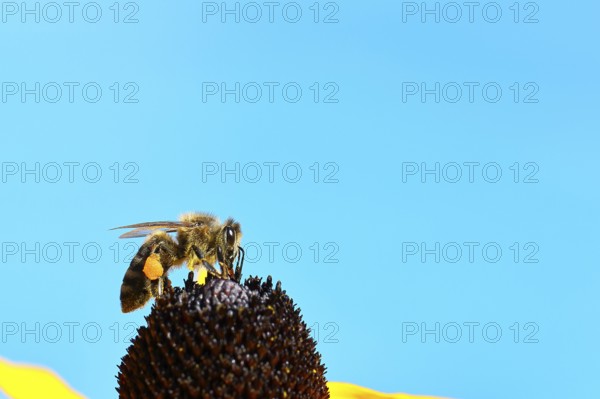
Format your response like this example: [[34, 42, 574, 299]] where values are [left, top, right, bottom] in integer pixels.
[[149, 277, 163, 298], [157, 276, 163, 296], [202, 260, 219, 276], [192, 245, 219, 277], [234, 246, 245, 282], [191, 245, 204, 259], [216, 246, 231, 279], [143, 231, 179, 272], [141, 232, 178, 297]]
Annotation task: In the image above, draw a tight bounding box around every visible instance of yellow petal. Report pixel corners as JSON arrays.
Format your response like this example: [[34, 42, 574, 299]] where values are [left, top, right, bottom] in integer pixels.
[[0, 359, 449, 399], [0, 357, 85, 399], [328, 382, 450, 399]]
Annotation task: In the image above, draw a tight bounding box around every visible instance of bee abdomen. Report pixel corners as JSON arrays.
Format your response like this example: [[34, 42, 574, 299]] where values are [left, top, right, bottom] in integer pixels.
[[120, 245, 154, 313], [120, 271, 152, 313]]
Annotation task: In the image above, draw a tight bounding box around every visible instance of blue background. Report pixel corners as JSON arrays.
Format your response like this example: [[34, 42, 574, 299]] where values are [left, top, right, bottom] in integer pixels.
[[0, 1, 598, 398]]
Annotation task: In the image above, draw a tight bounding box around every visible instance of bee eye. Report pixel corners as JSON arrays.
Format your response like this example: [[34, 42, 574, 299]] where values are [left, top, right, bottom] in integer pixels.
[[225, 226, 235, 246]]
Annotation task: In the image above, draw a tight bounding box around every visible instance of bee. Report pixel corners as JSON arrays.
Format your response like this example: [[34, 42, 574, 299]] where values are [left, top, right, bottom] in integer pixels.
[[111, 213, 244, 313]]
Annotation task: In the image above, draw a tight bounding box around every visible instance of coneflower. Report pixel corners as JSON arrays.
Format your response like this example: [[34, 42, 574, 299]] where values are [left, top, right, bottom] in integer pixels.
[[117, 272, 329, 399]]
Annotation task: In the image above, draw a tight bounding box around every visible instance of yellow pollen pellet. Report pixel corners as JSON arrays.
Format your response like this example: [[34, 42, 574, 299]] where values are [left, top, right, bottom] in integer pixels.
[[143, 253, 164, 280]]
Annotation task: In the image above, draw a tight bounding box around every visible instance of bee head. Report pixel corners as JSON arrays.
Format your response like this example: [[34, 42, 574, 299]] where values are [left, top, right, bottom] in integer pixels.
[[216, 219, 242, 268]]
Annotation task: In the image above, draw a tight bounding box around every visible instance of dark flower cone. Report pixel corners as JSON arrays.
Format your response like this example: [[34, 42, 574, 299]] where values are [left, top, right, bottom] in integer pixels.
[[117, 272, 329, 399]]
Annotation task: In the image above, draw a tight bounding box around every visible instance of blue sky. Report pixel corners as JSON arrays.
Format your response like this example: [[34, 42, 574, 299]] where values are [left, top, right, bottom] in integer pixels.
[[0, 1, 599, 398]]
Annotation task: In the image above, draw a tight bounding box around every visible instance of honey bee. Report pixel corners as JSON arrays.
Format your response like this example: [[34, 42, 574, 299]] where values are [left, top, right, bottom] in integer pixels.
[[111, 213, 243, 313]]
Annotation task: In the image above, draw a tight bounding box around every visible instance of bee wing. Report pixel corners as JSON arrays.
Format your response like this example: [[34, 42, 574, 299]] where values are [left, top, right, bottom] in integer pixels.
[[111, 221, 187, 239]]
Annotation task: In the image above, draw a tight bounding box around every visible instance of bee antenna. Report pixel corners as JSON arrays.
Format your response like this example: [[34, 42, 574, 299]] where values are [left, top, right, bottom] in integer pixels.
[[235, 246, 245, 282]]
